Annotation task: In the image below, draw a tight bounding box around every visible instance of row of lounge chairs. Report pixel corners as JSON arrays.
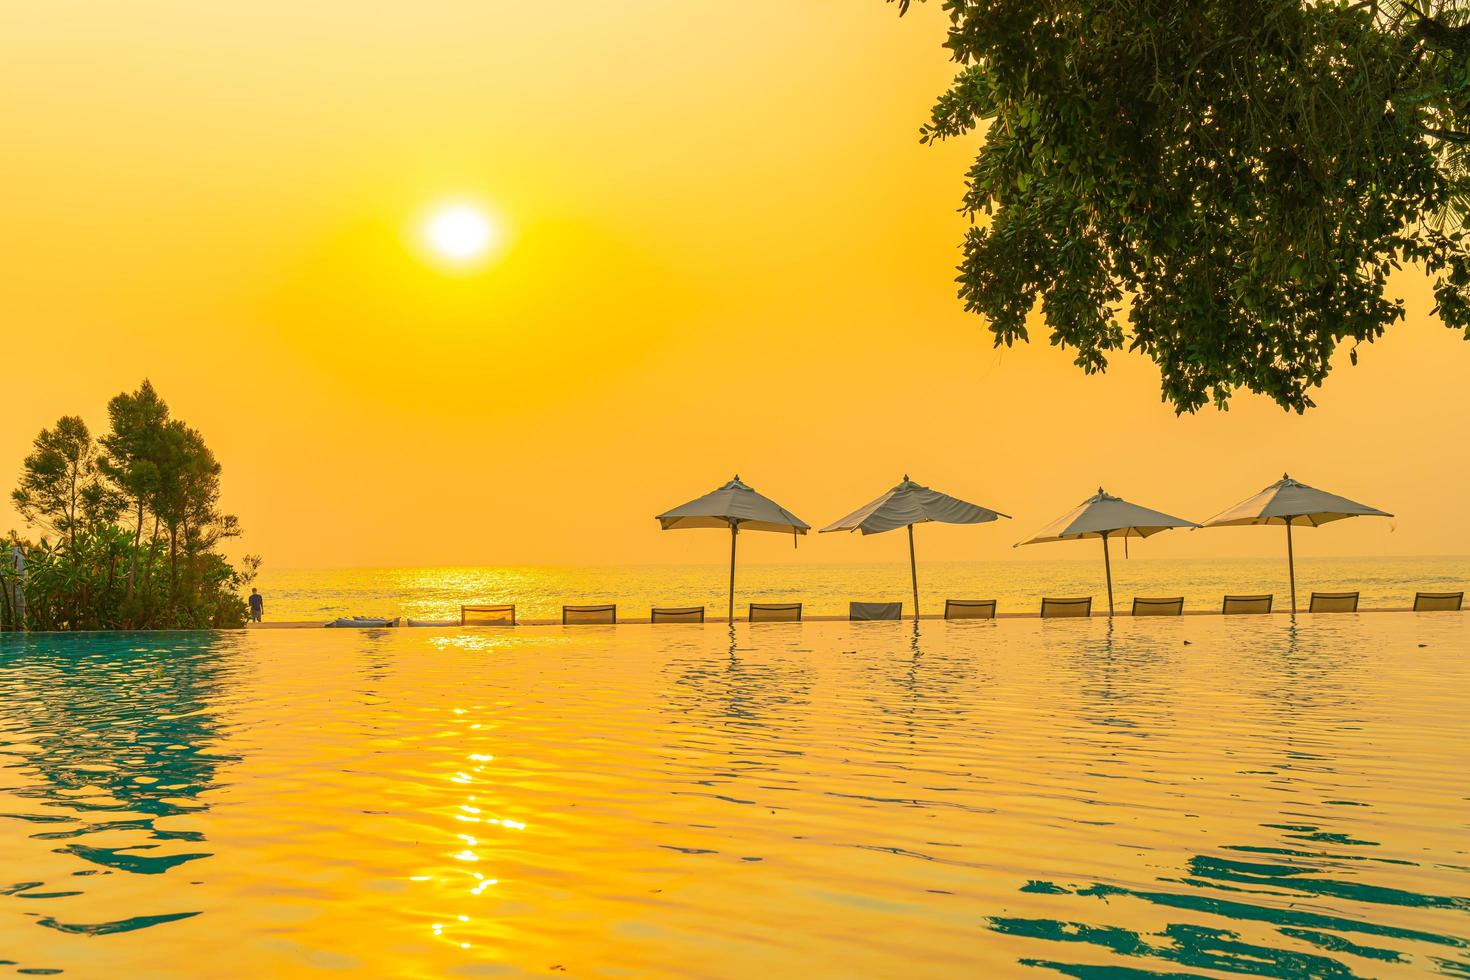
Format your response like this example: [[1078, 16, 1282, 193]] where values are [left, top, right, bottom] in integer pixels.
[[454, 590, 1464, 625]]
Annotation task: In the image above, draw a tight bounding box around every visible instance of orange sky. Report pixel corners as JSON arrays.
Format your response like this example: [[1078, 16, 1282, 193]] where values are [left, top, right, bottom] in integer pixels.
[[1, 1, 1466, 570]]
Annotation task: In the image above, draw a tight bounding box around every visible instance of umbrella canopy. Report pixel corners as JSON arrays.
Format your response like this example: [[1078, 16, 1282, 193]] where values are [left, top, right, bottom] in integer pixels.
[[1201, 474, 1391, 614], [657, 475, 810, 536], [822, 476, 1010, 535], [656, 475, 809, 623], [1018, 488, 1198, 616], [1202, 474, 1391, 528], [1020, 488, 1199, 544], [821, 476, 1008, 620]]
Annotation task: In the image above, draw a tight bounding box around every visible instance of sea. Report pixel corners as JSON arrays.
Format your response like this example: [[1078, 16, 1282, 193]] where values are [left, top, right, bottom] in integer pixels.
[[254, 555, 1469, 622]]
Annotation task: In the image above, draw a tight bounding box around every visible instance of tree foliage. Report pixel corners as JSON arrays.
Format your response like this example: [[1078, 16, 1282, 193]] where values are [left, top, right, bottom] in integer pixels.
[[898, 0, 1470, 411], [3, 382, 258, 631], [11, 416, 118, 551]]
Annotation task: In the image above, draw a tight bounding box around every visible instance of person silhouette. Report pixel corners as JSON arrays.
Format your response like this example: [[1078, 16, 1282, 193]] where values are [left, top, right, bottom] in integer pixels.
[[248, 588, 264, 623]]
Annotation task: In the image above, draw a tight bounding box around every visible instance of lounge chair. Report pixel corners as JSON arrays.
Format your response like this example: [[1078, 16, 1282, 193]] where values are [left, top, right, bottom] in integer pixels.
[[849, 601, 901, 621], [563, 604, 616, 625], [944, 599, 997, 620], [326, 616, 399, 628], [1132, 597, 1184, 617], [1309, 591, 1359, 613], [1413, 591, 1464, 612], [749, 602, 802, 623], [1040, 597, 1092, 618], [461, 604, 516, 626], [651, 606, 705, 623], [1222, 594, 1272, 615]]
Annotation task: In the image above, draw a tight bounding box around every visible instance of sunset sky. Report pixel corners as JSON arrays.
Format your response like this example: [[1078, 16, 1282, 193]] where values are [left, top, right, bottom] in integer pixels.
[[2, 1, 1467, 570]]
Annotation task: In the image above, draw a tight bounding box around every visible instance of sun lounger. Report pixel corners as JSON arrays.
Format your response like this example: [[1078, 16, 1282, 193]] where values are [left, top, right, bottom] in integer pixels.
[[563, 604, 616, 625], [1040, 597, 1091, 618], [1222, 594, 1272, 615], [1132, 597, 1184, 617], [1413, 591, 1464, 612], [1309, 591, 1359, 613], [461, 604, 516, 626], [749, 602, 802, 623], [944, 599, 997, 620], [326, 616, 399, 628], [849, 601, 901, 621], [651, 605, 705, 623]]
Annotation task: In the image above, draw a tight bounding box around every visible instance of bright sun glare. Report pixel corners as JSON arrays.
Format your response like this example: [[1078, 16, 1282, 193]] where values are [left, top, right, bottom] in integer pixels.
[[422, 203, 500, 265]]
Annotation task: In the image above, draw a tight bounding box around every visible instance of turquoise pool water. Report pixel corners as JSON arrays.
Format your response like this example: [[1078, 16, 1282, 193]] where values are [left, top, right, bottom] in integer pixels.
[[0, 615, 1466, 976]]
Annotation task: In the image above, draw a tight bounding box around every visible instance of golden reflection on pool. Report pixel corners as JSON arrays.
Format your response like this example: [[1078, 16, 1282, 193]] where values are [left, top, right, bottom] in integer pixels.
[[0, 616, 1467, 977]]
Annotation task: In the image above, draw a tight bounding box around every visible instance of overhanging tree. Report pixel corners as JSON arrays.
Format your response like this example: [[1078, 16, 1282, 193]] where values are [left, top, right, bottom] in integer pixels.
[[897, 0, 1470, 411]]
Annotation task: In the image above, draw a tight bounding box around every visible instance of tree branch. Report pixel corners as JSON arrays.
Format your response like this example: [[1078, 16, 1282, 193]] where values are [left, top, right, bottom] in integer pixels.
[[1420, 125, 1470, 143], [1404, 2, 1470, 58]]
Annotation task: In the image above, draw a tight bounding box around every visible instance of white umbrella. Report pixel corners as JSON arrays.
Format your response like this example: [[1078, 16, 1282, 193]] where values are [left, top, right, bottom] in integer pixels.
[[820, 475, 1009, 621], [1017, 488, 1198, 616], [656, 475, 810, 624], [1201, 474, 1391, 615]]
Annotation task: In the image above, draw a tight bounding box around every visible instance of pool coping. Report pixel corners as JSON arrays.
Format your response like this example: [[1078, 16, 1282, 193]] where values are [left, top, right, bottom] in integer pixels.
[[237, 607, 1468, 629]]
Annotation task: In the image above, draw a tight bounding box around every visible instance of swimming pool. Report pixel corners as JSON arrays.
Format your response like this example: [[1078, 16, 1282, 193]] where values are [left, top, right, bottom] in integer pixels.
[[0, 616, 1466, 976]]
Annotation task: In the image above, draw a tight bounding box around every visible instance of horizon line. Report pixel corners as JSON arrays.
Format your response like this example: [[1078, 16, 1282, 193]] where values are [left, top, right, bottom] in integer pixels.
[[253, 553, 1470, 575]]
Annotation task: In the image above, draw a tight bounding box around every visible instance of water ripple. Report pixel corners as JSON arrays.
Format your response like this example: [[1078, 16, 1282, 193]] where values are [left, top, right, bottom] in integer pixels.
[[0, 616, 1466, 976]]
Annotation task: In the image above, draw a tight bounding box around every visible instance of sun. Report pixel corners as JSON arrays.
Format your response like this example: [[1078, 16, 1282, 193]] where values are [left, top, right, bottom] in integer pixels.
[[419, 202, 503, 267]]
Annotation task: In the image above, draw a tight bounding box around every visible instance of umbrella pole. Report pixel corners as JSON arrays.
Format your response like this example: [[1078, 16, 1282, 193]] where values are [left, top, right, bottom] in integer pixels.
[[907, 523, 920, 622], [1286, 520, 1296, 617], [1102, 531, 1114, 617], [728, 523, 738, 625]]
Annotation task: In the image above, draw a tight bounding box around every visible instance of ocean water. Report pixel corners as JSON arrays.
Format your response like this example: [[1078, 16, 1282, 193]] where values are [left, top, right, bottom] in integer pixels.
[[0, 617, 1467, 977], [253, 556, 1470, 622]]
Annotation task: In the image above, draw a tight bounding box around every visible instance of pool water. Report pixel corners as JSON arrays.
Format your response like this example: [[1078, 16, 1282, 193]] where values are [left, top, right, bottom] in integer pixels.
[[0, 616, 1466, 977]]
